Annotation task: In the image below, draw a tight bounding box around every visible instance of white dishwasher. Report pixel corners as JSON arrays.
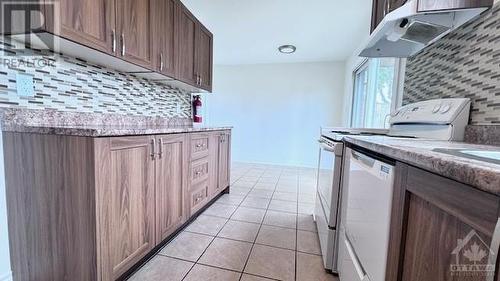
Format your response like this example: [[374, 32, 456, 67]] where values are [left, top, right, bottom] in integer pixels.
[[338, 147, 395, 281]]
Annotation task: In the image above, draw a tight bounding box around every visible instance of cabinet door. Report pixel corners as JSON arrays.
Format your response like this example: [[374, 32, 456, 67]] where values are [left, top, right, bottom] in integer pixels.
[[387, 165, 500, 281], [176, 2, 198, 86], [152, 0, 176, 77], [217, 132, 231, 191], [116, 0, 153, 68], [155, 134, 187, 244], [196, 24, 213, 91], [388, 0, 407, 12], [371, 0, 387, 33], [59, 0, 116, 54], [98, 136, 156, 280]]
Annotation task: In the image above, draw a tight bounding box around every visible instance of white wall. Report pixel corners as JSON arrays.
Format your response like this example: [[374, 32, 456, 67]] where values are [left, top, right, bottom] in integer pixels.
[[0, 131, 12, 281], [204, 62, 345, 167]]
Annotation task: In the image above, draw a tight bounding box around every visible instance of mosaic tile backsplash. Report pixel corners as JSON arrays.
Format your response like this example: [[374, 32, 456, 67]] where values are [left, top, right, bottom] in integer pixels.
[[0, 40, 192, 119], [403, 3, 500, 125]]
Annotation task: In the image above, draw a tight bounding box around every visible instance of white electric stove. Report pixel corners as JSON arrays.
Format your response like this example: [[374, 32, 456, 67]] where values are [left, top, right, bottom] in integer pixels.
[[315, 98, 471, 274]]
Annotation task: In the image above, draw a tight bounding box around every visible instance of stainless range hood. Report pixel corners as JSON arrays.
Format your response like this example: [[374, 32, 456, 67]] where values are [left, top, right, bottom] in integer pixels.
[[360, 0, 489, 58]]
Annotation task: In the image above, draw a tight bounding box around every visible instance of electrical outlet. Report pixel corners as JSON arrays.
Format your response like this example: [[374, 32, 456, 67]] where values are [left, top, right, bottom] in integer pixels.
[[16, 73, 34, 97]]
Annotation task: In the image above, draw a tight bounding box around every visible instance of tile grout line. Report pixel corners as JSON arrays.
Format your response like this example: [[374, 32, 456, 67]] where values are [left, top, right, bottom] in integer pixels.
[[195, 165, 268, 280], [180, 167, 257, 281], [295, 175, 299, 281], [238, 167, 282, 281], [132, 164, 321, 281]]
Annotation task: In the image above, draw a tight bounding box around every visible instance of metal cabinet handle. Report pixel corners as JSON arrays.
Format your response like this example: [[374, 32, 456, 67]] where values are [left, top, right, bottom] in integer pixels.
[[487, 217, 500, 281], [150, 139, 156, 160], [196, 171, 202, 175], [160, 53, 164, 71], [196, 143, 202, 148], [111, 30, 116, 53], [158, 138, 163, 158], [121, 33, 125, 56]]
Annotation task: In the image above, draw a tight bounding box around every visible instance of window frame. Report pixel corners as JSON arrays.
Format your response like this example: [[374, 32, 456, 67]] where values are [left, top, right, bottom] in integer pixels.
[[350, 58, 405, 128]]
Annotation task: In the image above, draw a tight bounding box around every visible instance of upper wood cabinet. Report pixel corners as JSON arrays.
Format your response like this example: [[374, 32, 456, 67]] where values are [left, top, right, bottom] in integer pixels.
[[58, 0, 116, 54], [155, 134, 188, 243], [2, 0, 213, 91], [152, 0, 177, 76], [196, 24, 213, 92], [176, 2, 199, 87], [371, 0, 388, 33], [386, 164, 500, 281], [115, 0, 153, 68], [371, 0, 407, 33], [176, 2, 214, 91]]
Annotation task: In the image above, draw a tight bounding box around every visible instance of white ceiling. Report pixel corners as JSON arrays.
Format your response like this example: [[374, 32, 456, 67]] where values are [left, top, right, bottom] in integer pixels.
[[181, 0, 372, 65]]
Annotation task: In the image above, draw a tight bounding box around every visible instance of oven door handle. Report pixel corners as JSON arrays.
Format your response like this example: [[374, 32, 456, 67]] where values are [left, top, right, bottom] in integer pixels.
[[318, 139, 343, 156]]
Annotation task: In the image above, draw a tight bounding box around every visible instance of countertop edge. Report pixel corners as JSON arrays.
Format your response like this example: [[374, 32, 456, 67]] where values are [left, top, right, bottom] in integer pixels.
[[1, 125, 233, 137], [344, 136, 500, 197]]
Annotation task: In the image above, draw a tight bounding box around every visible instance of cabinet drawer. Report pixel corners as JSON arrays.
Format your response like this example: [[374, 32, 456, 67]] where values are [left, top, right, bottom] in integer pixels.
[[190, 182, 209, 214], [190, 158, 209, 185], [191, 135, 209, 160]]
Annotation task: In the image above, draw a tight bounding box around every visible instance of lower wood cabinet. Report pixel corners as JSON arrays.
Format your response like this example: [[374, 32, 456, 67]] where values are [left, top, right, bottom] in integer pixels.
[[188, 130, 232, 216], [155, 134, 188, 244], [189, 181, 210, 214], [3, 129, 231, 281], [387, 164, 500, 281], [97, 136, 156, 280], [216, 131, 231, 194]]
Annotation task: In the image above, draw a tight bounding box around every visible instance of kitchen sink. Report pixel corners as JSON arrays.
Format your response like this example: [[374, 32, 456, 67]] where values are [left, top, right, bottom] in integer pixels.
[[433, 148, 500, 165]]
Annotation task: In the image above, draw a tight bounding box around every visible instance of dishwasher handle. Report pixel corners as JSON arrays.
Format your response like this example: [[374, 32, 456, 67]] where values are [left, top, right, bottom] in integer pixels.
[[351, 150, 376, 168]]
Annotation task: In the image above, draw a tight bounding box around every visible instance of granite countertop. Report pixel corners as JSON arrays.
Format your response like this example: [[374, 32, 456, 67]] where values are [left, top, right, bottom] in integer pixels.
[[344, 136, 500, 196], [2, 124, 232, 137], [0, 108, 231, 137]]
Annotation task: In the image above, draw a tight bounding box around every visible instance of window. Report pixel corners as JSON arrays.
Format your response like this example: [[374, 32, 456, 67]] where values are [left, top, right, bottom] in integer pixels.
[[351, 58, 401, 128]]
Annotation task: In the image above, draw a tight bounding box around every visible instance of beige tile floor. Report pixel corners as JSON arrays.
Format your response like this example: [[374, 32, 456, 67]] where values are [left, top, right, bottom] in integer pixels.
[[129, 162, 339, 281]]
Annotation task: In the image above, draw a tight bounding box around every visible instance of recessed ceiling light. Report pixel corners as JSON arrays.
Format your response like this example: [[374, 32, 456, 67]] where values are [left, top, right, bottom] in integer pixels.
[[278, 45, 296, 54]]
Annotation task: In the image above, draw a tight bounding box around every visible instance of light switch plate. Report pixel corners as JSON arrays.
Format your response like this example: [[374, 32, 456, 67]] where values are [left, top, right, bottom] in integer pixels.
[[16, 73, 34, 97]]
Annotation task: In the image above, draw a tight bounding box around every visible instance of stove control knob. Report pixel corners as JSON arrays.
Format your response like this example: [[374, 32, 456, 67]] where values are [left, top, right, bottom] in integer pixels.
[[440, 104, 451, 114], [432, 104, 441, 113]]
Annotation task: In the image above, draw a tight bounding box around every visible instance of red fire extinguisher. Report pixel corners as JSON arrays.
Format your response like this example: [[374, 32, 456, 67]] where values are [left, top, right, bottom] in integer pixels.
[[193, 95, 202, 123]]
